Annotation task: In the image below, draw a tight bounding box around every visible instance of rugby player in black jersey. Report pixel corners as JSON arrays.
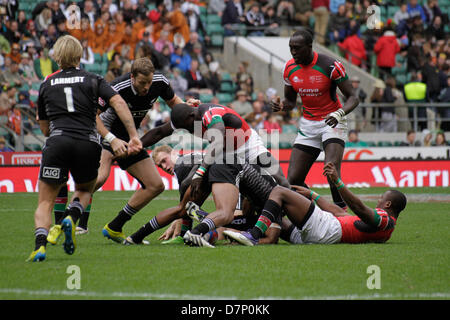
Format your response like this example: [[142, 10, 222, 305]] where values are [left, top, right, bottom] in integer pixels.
[[28, 35, 142, 262]]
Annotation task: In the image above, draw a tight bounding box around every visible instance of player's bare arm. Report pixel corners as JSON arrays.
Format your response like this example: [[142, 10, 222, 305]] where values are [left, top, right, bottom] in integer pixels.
[[271, 85, 297, 112], [325, 79, 359, 128], [108, 94, 143, 155], [140, 121, 174, 148], [291, 185, 347, 217], [323, 162, 377, 226], [166, 94, 184, 108], [95, 114, 128, 158]]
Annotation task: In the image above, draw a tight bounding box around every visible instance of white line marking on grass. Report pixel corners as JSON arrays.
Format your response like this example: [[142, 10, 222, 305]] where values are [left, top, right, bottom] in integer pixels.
[[1, 288, 449, 300]]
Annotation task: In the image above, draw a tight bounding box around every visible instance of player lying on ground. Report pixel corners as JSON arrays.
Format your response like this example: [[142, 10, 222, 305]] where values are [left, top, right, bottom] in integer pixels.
[[125, 146, 280, 246], [224, 162, 407, 246]]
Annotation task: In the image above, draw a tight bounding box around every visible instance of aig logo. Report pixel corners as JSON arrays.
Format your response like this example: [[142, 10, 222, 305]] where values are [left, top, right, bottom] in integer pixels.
[[42, 167, 60, 179]]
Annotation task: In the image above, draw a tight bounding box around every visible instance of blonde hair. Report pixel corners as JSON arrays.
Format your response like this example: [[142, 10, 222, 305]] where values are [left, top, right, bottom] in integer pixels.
[[151, 145, 173, 163], [52, 35, 83, 69]]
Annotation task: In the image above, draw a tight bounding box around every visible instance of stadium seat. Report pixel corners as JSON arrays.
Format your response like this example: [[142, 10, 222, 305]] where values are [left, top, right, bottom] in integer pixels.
[[279, 141, 292, 149], [217, 93, 234, 104], [377, 141, 393, 147], [206, 24, 224, 36], [206, 14, 221, 25], [219, 81, 234, 93], [211, 34, 224, 47], [387, 6, 399, 18], [199, 93, 213, 103], [221, 72, 233, 82], [281, 124, 298, 133], [94, 53, 103, 63], [366, 141, 376, 147]]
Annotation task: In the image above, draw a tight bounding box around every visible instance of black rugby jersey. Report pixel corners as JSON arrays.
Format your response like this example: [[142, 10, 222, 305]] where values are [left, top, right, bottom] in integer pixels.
[[100, 72, 175, 141], [37, 67, 117, 142]]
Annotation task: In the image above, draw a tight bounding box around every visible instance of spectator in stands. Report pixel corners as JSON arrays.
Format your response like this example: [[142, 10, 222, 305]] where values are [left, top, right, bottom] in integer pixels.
[[338, 22, 366, 67], [264, 113, 282, 134], [4, 20, 21, 45], [312, 0, 330, 45], [438, 75, 450, 131], [399, 130, 421, 146], [167, 0, 191, 44], [407, 0, 428, 24], [231, 90, 253, 116], [1, 61, 22, 88], [154, 30, 174, 54], [407, 34, 425, 73], [7, 104, 21, 135], [244, 100, 266, 131], [19, 52, 39, 85], [89, 23, 107, 55], [346, 76, 367, 131], [170, 67, 188, 99], [105, 52, 124, 82], [235, 61, 254, 97], [276, 1, 295, 23], [0, 136, 13, 152], [393, 3, 410, 25], [80, 38, 94, 66], [209, 0, 226, 16], [185, 3, 209, 43], [245, 3, 265, 36], [432, 131, 449, 146], [0, 34, 11, 57], [373, 26, 400, 79], [202, 61, 221, 95], [35, 8, 53, 33], [185, 59, 210, 93], [404, 72, 428, 130], [422, 53, 442, 103], [0, 85, 16, 115], [329, 0, 345, 14], [379, 76, 398, 133], [346, 129, 368, 147], [105, 20, 123, 54], [263, 5, 281, 37], [422, 129, 433, 147], [33, 48, 58, 80], [6, 43, 21, 64], [328, 4, 349, 44], [425, 15, 445, 41], [293, 0, 313, 27], [170, 45, 192, 73], [190, 43, 206, 66], [222, 0, 246, 36]]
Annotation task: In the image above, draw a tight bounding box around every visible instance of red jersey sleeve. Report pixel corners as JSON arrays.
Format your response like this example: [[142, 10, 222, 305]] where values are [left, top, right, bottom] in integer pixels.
[[330, 60, 348, 84]]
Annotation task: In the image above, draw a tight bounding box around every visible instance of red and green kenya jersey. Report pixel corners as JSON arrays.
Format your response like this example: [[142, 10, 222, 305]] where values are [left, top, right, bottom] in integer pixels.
[[199, 103, 251, 150], [337, 208, 396, 244], [283, 52, 348, 121]]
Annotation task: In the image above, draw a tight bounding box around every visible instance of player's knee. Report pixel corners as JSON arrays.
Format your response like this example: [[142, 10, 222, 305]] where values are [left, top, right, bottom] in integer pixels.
[[145, 180, 165, 195], [270, 185, 284, 201]]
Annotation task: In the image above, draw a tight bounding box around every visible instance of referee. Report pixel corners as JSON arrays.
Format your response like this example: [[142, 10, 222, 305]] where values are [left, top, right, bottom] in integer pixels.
[[28, 35, 142, 262]]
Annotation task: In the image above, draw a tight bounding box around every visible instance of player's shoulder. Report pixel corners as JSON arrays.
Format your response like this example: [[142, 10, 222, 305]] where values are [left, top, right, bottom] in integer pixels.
[[316, 53, 347, 80], [110, 72, 132, 92], [43, 69, 62, 83], [283, 58, 297, 74], [152, 72, 170, 85]]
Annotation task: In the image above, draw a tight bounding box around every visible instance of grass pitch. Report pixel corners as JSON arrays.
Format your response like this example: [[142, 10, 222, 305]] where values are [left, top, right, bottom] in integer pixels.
[[0, 188, 449, 300]]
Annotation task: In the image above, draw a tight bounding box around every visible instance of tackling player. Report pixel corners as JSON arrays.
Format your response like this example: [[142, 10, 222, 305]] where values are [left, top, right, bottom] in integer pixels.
[[28, 35, 142, 262], [271, 28, 359, 209], [224, 162, 407, 246]]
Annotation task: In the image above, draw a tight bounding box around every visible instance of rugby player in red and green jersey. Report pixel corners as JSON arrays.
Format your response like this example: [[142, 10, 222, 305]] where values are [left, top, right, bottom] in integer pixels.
[[271, 28, 360, 210], [224, 162, 407, 246]]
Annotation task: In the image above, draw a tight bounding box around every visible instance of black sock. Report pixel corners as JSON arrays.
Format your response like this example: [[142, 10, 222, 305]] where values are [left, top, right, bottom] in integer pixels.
[[54, 184, 68, 224], [108, 203, 138, 232], [250, 199, 281, 240], [65, 199, 83, 225], [191, 218, 215, 236], [130, 217, 160, 243], [35, 228, 48, 250], [78, 212, 90, 230]]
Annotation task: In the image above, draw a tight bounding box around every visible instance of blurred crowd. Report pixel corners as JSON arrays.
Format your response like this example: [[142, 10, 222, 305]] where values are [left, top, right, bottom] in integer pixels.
[[0, 0, 449, 151]]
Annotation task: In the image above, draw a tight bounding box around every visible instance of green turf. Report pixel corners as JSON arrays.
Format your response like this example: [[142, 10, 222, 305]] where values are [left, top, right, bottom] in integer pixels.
[[0, 189, 449, 300]]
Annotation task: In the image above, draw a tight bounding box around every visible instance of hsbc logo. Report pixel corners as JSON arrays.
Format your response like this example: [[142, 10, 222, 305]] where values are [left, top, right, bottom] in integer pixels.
[[42, 167, 61, 179]]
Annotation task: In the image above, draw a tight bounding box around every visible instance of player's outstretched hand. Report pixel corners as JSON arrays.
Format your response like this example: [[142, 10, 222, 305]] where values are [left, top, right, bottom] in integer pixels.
[[291, 185, 312, 198], [111, 138, 129, 159], [270, 95, 283, 112], [323, 162, 339, 183], [158, 219, 182, 240], [127, 136, 143, 155], [186, 98, 201, 107]]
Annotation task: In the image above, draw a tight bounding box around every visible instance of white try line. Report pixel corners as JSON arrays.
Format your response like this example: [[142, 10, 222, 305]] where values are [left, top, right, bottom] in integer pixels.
[[0, 288, 449, 300]]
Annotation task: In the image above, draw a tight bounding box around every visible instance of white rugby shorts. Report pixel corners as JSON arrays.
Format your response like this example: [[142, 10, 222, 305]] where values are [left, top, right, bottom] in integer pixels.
[[289, 205, 342, 244], [294, 117, 348, 150]]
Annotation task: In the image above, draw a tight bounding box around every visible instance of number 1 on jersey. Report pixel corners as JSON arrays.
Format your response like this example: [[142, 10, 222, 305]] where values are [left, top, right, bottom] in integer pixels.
[[64, 87, 75, 112]]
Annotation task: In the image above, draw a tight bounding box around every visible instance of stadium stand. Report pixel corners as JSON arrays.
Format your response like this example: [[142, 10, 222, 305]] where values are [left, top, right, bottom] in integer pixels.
[[0, 0, 449, 151]]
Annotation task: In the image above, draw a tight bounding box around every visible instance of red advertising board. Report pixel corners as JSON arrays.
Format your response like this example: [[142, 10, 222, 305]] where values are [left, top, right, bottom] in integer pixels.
[[0, 160, 448, 193]]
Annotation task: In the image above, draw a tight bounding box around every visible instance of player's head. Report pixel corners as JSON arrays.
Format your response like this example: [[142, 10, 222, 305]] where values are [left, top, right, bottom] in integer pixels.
[[152, 145, 177, 175], [52, 35, 83, 69], [171, 103, 196, 133], [131, 57, 155, 96], [289, 27, 314, 65], [377, 190, 407, 217]]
